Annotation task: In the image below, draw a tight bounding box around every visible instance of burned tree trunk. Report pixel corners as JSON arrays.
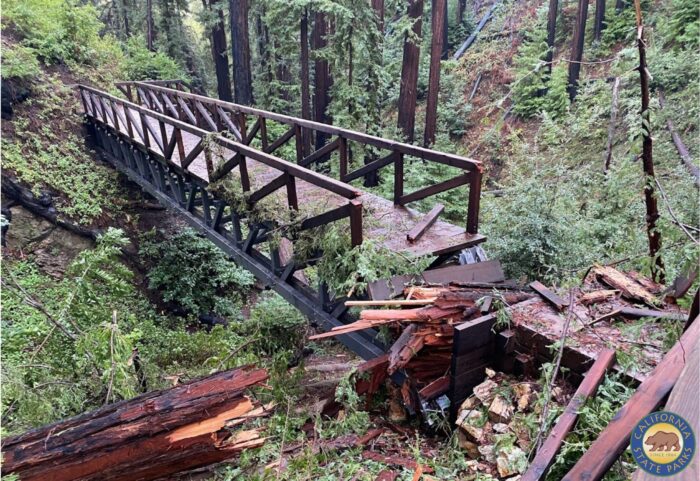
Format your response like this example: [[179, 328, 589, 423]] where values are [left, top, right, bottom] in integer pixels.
[[313, 11, 333, 149], [300, 9, 312, 156], [229, 0, 254, 105], [593, 0, 606, 42], [1, 366, 269, 481], [424, 0, 446, 146], [634, 0, 664, 282], [203, 0, 233, 102], [545, 0, 558, 74], [397, 0, 424, 143], [146, 0, 155, 51], [567, 0, 589, 100]]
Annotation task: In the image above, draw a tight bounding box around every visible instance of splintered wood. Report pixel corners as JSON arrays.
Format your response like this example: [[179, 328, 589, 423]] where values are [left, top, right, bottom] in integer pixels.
[[1, 366, 270, 481]]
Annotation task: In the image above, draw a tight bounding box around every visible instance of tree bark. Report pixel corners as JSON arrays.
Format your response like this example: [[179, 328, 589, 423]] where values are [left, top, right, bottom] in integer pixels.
[[615, 0, 626, 12], [229, 0, 254, 105], [146, 0, 155, 51], [313, 11, 333, 149], [634, 0, 664, 282], [424, 0, 446, 146], [300, 8, 312, 156], [545, 0, 558, 74], [457, 0, 466, 24], [397, 0, 424, 143], [204, 0, 233, 102], [593, 0, 606, 42], [441, 0, 449, 59], [372, 0, 385, 33], [567, 0, 589, 100], [1, 366, 269, 481]]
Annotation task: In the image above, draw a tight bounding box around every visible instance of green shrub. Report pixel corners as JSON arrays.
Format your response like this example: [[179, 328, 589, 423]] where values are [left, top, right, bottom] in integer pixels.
[[122, 37, 186, 81], [140, 229, 255, 318], [1, 44, 41, 80], [246, 292, 307, 355], [665, 0, 700, 48]]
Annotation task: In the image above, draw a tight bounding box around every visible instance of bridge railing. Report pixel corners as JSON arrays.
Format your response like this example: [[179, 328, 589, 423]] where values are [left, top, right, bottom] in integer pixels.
[[114, 80, 483, 235], [77, 84, 365, 247]]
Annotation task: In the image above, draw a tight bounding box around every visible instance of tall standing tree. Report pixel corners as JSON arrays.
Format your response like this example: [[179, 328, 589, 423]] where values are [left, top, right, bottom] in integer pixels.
[[397, 0, 424, 143], [567, 0, 589, 100], [229, 0, 254, 105], [300, 8, 312, 155], [634, 0, 664, 282], [146, 0, 155, 51], [424, 0, 446, 146], [593, 0, 606, 42], [312, 11, 332, 148], [545, 0, 558, 74], [202, 0, 233, 102], [372, 0, 385, 32]]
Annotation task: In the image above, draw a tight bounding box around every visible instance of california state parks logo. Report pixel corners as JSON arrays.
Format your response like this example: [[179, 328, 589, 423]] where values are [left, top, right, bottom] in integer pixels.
[[631, 411, 696, 476]]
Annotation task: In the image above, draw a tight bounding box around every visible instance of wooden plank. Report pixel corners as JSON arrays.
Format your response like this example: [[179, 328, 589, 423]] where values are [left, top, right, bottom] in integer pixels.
[[407, 203, 444, 243], [592, 265, 658, 307], [343, 152, 396, 183], [367, 260, 505, 300], [632, 338, 700, 480], [529, 281, 569, 311], [579, 290, 619, 305], [299, 137, 340, 167], [264, 126, 296, 154], [522, 349, 616, 481], [399, 173, 470, 205], [418, 376, 449, 401], [562, 315, 700, 481], [345, 299, 437, 307]]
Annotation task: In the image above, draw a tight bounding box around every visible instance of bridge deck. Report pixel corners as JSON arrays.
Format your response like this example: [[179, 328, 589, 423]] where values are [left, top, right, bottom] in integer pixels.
[[108, 103, 484, 258]]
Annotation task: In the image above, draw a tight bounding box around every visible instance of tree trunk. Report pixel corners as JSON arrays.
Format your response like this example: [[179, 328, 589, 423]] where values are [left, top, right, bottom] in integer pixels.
[[441, 1, 449, 59], [1, 367, 269, 481], [372, 0, 385, 33], [593, 0, 606, 42], [545, 0, 558, 74], [229, 0, 254, 105], [146, 0, 155, 51], [615, 0, 626, 12], [457, 0, 466, 24], [300, 8, 312, 156], [313, 11, 332, 149], [567, 0, 589, 100], [658, 89, 700, 187], [424, 0, 446, 146], [121, 0, 130, 38], [204, 0, 233, 102], [397, 0, 424, 143], [604, 77, 621, 171], [255, 10, 273, 87], [634, 0, 664, 282]]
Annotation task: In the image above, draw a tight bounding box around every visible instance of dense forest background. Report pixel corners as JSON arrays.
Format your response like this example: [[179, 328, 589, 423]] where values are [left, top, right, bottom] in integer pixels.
[[1, 0, 698, 479]]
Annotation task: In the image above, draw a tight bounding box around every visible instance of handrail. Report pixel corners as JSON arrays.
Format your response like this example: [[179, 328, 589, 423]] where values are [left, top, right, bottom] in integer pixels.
[[115, 80, 483, 234], [78, 84, 360, 200]]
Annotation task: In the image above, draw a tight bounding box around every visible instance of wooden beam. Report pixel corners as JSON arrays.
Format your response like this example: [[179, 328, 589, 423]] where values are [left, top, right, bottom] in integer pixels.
[[399, 173, 470, 205], [529, 281, 569, 311], [522, 349, 616, 481], [562, 315, 700, 481], [407, 203, 444, 243]]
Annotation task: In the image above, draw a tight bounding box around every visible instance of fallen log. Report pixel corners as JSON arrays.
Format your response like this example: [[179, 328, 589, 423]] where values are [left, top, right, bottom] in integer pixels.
[[453, 2, 501, 60], [1, 366, 269, 481], [658, 89, 700, 188], [591, 265, 658, 306]]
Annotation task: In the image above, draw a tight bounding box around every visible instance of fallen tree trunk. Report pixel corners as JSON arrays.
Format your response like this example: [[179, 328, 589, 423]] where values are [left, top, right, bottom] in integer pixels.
[[452, 2, 501, 60], [658, 89, 700, 188], [1, 366, 269, 481]]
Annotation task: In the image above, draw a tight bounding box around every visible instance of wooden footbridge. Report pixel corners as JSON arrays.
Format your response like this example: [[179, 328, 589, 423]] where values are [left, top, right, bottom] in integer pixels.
[[77, 80, 485, 362]]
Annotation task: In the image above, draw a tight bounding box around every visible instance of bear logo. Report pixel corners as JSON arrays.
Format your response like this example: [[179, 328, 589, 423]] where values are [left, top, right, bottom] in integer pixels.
[[645, 431, 681, 452]]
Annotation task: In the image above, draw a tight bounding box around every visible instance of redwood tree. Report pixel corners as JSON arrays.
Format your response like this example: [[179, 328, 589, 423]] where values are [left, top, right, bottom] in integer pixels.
[[593, 0, 606, 42], [203, 0, 232, 102], [424, 0, 446, 146], [397, 0, 424, 143], [229, 0, 254, 105], [146, 0, 155, 50], [567, 0, 589, 100], [545, 0, 558, 74], [313, 11, 332, 148]]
